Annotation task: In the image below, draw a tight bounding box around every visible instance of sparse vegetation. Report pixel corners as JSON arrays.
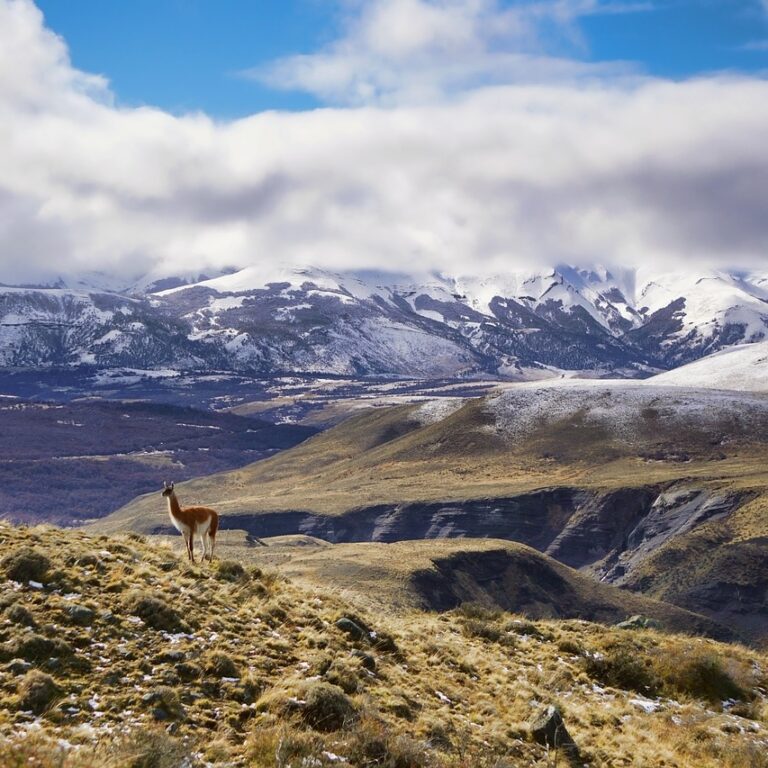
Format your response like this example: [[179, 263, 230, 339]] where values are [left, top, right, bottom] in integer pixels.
[[0, 521, 765, 767]]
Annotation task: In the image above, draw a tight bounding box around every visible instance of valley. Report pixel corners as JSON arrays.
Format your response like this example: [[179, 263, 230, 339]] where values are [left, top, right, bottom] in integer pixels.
[[92, 379, 768, 645], [3, 325, 768, 763], [0, 396, 315, 525]]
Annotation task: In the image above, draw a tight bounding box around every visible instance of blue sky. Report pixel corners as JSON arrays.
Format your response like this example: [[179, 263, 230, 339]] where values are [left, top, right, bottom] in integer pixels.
[[35, 0, 768, 117], [36, 0, 330, 115]]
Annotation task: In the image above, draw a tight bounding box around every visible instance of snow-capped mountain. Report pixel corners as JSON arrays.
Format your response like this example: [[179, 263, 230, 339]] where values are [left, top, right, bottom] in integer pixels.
[[1, 264, 767, 377]]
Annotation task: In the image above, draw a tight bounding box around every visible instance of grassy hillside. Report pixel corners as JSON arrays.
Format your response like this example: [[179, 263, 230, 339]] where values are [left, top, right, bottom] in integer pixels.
[[205, 535, 735, 640], [96, 384, 768, 643], [1, 523, 767, 767], [101, 384, 768, 529]]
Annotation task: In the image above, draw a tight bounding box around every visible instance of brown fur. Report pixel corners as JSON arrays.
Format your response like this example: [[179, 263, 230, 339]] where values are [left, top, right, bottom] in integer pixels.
[[162, 482, 219, 563]]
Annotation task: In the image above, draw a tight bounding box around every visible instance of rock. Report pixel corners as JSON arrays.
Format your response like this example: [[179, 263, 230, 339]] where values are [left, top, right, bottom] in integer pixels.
[[335, 617, 367, 642], [529, 705, 578, 756], [18, 670, 62, 715], [66, 605, 95, 626], [616, 615, 662, 631], [7, 658, 32, 675]]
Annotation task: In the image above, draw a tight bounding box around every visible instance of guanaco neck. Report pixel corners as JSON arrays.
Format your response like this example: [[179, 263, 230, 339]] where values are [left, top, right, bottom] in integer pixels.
[[166, 492, 183, 520]]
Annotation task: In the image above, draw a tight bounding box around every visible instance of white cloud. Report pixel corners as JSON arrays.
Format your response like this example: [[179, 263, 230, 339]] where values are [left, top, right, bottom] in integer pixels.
[[251, 0, 648, 106], [0, 0, 767, 288]]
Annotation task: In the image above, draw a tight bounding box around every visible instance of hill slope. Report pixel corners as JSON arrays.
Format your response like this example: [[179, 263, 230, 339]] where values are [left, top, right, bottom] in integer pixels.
[[650, 341, 768, 392], [208, 535, 734, 639], [101, 382, 768, 641], [1, 523, 766, 767]]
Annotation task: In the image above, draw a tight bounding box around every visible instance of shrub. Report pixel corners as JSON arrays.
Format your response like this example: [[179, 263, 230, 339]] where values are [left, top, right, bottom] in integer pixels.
[[557, 638, 583, 655], [1, 547, 50, 583], [205, 651, 240, 679], [141, 686, 186, 721], [6, 603, 36, 628], [301, 682, 358, 732], [103, 727, 195, 768], [124, 593, 189, 633], [324, 657, 363, 694], [1, 632, 73, 663], [462, 617, 503, 643], [456, 603, 502, 622], [18, 670, 62, 714], [656, 651, 747, 703], [245, 725, 322, 768], [345, 716, 432, 767], [583, 645, 659, 695], [504, 618, 549, 639], [215, 560, 246, 582], [0, 734, 71, 768]]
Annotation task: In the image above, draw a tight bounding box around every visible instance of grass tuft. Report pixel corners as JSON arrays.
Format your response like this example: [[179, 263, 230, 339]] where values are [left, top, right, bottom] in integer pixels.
[[1, 547, 50, 583]]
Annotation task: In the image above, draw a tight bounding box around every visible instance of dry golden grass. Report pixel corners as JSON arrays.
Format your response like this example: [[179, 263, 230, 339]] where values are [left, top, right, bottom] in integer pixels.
[[100, 397, 768, 533], [1, 522, 765, 766]]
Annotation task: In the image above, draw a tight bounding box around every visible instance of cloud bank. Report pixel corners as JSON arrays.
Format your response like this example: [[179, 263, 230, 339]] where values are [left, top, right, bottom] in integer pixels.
[[252, 0, 647, 106], [0, 0, 767, 287]]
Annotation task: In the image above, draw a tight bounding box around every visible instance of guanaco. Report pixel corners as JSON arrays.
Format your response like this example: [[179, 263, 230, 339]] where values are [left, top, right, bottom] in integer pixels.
[[161, 481, 219, 563]]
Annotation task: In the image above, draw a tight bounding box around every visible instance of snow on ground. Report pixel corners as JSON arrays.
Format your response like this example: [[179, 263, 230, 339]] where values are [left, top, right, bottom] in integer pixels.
[[649, 342, 768, 392], [413, 398, 467, 425], [485, 379, 768, 441]]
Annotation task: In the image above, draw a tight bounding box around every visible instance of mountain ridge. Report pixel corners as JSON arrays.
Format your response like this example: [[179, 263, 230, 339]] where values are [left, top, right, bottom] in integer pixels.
[[3, 263, 767, 377]]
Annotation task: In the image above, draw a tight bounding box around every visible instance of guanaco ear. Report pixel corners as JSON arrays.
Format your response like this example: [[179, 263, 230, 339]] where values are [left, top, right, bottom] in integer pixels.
[[163, 480, 169, 489], [170, 482, 174, 491]]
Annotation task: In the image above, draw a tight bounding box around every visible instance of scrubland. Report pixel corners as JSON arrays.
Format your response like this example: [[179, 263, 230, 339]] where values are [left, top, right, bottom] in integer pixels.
[[0, 523, 766, 767]]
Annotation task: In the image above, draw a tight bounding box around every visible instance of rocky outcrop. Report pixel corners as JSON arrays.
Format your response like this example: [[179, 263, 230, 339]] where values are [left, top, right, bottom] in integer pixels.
[[594, 488, 748, 584]]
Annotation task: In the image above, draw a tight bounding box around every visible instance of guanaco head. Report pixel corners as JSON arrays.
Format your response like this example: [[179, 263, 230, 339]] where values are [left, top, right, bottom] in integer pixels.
[[161, 480, 175, 498]]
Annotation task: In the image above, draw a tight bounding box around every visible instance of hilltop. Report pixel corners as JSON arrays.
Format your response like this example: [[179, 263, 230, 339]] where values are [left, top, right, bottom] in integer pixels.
[[650, 341, 768, 393], [1, 523, 767, 767]]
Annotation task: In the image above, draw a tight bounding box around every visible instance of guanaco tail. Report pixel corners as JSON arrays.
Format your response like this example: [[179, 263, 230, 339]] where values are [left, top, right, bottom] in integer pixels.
[[161, 481, 219, 563]]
